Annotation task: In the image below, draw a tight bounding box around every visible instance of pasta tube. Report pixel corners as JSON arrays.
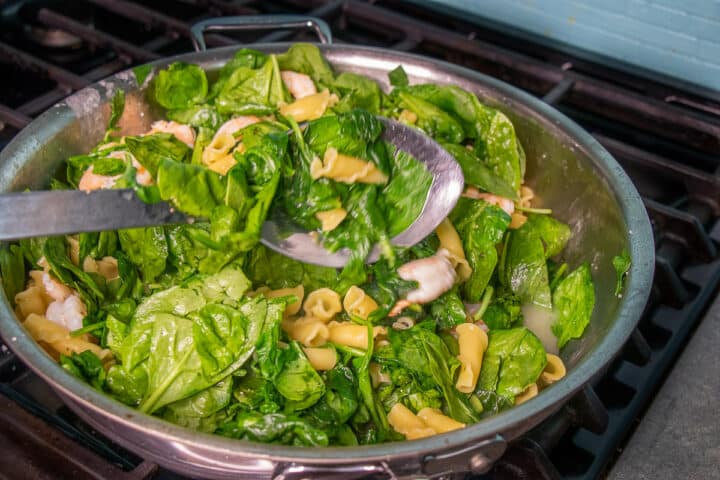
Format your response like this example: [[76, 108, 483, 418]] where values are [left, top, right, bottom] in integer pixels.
[[455, 323, 489, 393]]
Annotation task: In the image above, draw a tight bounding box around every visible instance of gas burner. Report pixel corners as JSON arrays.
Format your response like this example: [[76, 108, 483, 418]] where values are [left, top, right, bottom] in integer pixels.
[[23, 24, 82, 49]]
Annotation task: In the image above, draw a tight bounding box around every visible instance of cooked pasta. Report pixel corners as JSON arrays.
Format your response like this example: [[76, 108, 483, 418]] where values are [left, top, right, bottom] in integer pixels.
[[327, 321, 386, 350], [369, 362, 391, 388], [343, 286, 379, 320], [435, 218, 472, 282], [201, 116, 259, 174], [538, 353, 566, 388], [303, 346, 338, 371], [310, 147, 388, 184], [515, 383, 539, 405], [282, 316, 329, 347], [14, 284, 48, 320], [387, 403, 436, 440], [315, 208, 347, 232], [455, 323, 489, 393], [302, 288, 342, 323], [279, 89, 333, 122], [260, 284, 304, 316], [417, 408, 465, 433], [23, 313, 111, 362]]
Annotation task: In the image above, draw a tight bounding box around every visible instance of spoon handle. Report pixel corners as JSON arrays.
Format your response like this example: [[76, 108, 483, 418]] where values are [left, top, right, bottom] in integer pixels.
[[0, 189, 187, 241]]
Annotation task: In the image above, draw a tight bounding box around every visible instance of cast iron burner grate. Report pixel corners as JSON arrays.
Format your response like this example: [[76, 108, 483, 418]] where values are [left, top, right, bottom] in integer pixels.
[[1, 1, 720, 479]]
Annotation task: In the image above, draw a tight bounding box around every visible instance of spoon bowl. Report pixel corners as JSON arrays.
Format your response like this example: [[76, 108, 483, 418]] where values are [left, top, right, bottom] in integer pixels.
[[260, 117, 464, 267]]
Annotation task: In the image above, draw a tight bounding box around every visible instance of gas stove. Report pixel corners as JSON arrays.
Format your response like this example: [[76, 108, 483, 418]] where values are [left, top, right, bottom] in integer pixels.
[[1, 1, 720, 479]]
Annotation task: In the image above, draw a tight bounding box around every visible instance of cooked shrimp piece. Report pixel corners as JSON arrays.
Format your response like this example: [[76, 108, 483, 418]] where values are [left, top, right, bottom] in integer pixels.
[[42, 272, 73, 302], [149, 120, 195, 147], [78, 166, 120, 192], [281, 70, 317, 99], [389, 249, 457, 316], [463, 187, 515, 215], [45, 294, 86, 331], [131, 157, 153, 186]]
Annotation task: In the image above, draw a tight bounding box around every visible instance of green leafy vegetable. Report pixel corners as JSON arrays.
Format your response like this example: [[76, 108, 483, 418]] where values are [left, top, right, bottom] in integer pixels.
[[0, 244, 26, 304], [551, 264, 595, 349], [475, 327, 546, 414], [154, 62, 208, 109], [613, 250, 631, 296], [60, 350, 106, 390], [388, 65, 409, 87], [450, 198, 511, 302]]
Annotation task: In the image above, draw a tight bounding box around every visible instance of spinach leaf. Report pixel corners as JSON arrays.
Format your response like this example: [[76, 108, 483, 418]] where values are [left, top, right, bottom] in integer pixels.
[[376, 362, 443, 414], [116, 276, 267, 413], [482, 291, 523, 330], [274, 341, 326, 411], [499, 213, 570, 308], [388, 65, 409, 87], [396, 90, 464, 143], [165, 225, 210, 280], [166, 105, 223, 130], [154, 62, 208, 109], [0, 244, 26, 304], [388, 323, 479, 424], [331, 72, 381, 114], [352, 322, 391, 441], [163, 378, 233, 433], [429, 288, 467, 329], [304, 109, 383, 159], [383, 147, 432, 236], [118, 227, 168, 283], [482, 111, 523, 192], [500, 229, 551, 308], [157, 159, 226, 218], [450, 198, 511, 302], [613, 250, 631, 296], [307, 363, 359, 424], [281, 118, 341, 229], [105, 90, 125, 141], [125, 133, 191, 178], [522, 214, 571, 259], [475, 327, 546, 414], [551, 264, 595, 349], [19, 237, 47, 268], [276, 43, 335, 87], [244, 245, 338, 292], [78, 231, 117, 262], [215, 55, 289, 115], [442, 143, 518, 199], [218, 411, 329, 446], [210, 48, 269, 98], [44, 237, 104, 310], [404, 83, 494, 139], [60, 350, 106, 390]]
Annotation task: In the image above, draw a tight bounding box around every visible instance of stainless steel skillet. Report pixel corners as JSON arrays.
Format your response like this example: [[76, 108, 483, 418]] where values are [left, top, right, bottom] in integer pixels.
[[0, 15, 653, 480]]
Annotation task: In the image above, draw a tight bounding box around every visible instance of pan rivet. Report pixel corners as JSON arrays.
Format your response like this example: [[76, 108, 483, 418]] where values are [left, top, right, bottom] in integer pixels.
[[469, 453, 491, 474]]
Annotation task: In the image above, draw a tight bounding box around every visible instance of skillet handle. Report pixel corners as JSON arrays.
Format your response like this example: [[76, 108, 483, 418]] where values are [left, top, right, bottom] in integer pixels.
[[190, 15, 333, 51]]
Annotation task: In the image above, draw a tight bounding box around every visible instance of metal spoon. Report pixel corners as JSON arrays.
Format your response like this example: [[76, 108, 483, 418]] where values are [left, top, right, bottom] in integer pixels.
[[0, 118, 463, 267]]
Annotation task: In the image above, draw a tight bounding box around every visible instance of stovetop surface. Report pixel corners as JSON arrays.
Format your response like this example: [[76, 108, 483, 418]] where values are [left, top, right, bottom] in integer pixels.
[[1, 1, 720, 479]]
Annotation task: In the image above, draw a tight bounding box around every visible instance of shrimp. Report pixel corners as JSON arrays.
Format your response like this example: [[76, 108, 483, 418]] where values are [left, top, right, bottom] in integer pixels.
[[78, 166, 120, 192], [149, 120, 195, 148], [463, 187, 515, 216], [45, 294, 86, 331], [42, 272, 73, 302], [131, 157, 153, 186], [389, 249, 457, 316], [281, 70, 317, 99]]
